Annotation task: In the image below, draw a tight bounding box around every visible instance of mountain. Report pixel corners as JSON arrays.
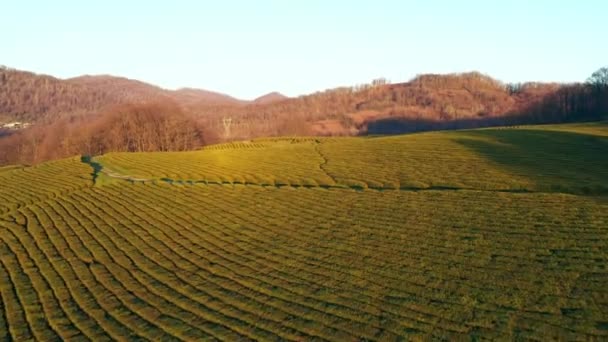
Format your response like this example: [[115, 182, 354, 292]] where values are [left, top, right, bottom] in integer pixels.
[[0, 66, 556, 130], [0, 67, 245, 123], [172, 88, 244, 107], [253, 92, 289, 105], [0, 67, 114, 123], [191, 72, 570, 138], [67, 74, 171, 101]]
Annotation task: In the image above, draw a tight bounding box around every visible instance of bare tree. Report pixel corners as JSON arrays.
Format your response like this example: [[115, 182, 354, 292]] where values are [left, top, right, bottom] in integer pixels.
[[587, 67, 608, 88], [587, 67, 608, 115]]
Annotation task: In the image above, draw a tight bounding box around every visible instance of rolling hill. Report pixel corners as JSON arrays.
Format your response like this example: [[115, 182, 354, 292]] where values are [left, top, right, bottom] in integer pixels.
[[0, 67, 243, 123], [171, 87, 244, 107], [0, 66, 576, 128], [253, 92, 289, 105], [0, 122, 606, 340]]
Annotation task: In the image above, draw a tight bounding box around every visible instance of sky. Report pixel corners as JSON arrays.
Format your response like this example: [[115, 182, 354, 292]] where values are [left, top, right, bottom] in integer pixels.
[[2, 0, 607, 100]]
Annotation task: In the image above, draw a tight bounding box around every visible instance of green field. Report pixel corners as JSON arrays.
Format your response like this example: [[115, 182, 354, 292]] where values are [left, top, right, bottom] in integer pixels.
[[0, 122, 607, 340]]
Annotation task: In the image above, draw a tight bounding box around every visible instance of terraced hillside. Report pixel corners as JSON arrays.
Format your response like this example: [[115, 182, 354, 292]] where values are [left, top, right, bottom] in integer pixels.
[[0, 122, 607, 340]]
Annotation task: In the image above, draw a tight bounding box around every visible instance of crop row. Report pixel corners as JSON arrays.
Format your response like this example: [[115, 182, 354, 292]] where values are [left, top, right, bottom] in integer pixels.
[[97, 142, 334, 185], [0, 157, 92, 214], [0, 183, 606, 340], [199, 141, 269, 150], [95, 128, 608, 194]]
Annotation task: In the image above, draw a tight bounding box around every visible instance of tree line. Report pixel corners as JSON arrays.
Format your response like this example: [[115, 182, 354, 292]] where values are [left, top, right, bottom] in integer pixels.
[[0, 101, 206, 165]]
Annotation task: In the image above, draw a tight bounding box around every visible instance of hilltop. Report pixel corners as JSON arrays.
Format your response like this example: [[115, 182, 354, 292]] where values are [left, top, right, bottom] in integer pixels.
[[0, 67, 243, 123], [253, 91, 289, 104], [0, 66, 583, 128]]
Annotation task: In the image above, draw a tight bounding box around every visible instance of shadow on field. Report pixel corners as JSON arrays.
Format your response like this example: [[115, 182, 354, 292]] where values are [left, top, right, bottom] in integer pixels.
[[454, 129, 608, 195], [363, 116, 511, 135], [81, 155, 103, 183]]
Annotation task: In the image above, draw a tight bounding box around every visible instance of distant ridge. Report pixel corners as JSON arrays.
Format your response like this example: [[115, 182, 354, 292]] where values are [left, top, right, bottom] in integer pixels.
[[172, 87, 245, 106], [1, 66, 605, 146], [253, 92, 289, 104], [0, 67, 247, 122]]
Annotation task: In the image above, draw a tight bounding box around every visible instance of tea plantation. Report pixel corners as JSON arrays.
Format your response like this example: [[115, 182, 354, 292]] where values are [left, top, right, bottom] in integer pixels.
[[0, 122, 607, 340]]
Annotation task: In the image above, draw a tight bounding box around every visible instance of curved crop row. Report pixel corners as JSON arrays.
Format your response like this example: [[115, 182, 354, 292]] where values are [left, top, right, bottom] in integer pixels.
[[0, 183, 606, 340], [94, 125, 608, 194], [0, 123, 606, 340], [0, 157, 92, 214]]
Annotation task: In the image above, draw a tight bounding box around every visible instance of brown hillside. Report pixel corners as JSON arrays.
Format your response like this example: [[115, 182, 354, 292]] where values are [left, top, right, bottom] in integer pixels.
[[172, 88, 244, 107], [253, 92, 289, 105], [0, 67, 244, 123], [67, 75, 172, 102], [192, 72, 564, 139], [0, 67, 115, 122], [1, 67, 605, 165]]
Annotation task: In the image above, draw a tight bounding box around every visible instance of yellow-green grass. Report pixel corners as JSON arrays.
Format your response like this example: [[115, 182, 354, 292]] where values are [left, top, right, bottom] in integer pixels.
[[97, 140, 334, 186], [0, 165, 24, 173], [0, 157, 92, 214], [0, 122, 607, 340], [96, 122, 608, 194], [523, 120, 608, 137], [0, 184, 607, 340]]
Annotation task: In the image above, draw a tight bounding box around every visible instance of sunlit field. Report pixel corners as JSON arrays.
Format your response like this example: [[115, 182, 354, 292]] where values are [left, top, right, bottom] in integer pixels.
[[1, 122, 607, 340]]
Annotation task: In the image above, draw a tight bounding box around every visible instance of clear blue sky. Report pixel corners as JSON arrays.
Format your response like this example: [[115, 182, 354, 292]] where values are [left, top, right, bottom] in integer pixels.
[[2, 0, 606, 99]]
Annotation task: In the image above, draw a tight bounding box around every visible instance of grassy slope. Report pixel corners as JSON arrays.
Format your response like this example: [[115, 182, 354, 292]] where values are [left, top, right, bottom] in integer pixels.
[[96, 122, 608, 194], [0, 122, 606, 340], [0, 157, 92, 214]]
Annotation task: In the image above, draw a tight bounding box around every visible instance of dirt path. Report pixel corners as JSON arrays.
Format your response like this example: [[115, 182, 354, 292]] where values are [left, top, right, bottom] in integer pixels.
[[314, 140, 338, 184], [81, 156, 151, 183], [100, 168, 151, 182]]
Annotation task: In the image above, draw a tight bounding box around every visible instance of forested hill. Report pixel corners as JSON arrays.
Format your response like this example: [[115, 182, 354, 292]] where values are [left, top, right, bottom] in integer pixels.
[[1, 66, 607, 166], [0, 67, 243, 123]]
